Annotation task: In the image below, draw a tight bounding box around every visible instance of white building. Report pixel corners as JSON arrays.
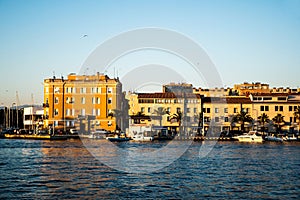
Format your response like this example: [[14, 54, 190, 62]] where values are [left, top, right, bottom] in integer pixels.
[[23, 106, 44, 130]]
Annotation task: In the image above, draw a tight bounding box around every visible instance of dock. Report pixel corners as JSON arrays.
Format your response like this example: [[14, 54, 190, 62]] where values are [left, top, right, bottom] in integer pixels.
[[3, 134, 69, 140]]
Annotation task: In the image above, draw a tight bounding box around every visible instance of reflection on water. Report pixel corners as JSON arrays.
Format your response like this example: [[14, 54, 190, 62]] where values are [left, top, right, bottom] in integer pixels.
[[0, 139, 299, 199]]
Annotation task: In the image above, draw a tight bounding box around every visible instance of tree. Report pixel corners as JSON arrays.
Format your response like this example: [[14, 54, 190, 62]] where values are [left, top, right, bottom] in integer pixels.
[[294, 106, 300, 132], [272, 114, 285, 134], [231, 110, 253, 133], [170, 111, 183, 133], [153, 107, 168, 127], [258, 113, 270, 134]]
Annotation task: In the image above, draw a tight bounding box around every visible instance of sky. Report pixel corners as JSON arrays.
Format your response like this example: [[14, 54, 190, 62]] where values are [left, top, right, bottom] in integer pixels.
[[0, 0, 299, 106]]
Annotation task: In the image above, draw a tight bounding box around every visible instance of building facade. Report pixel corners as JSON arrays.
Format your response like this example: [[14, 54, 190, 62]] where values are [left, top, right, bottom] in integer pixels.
[[126, 82, 300, 135], [43, 73, 126, 133]]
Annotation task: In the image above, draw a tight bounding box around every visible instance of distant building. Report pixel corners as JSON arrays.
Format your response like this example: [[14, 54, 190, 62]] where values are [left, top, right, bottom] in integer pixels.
[[43, 73, 127, 133]]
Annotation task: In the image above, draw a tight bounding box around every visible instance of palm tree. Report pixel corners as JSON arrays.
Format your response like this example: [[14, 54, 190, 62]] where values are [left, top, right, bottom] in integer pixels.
[[294, 106, 300, 132], [258, 113, 270, 134], [272, 114, 285, 134], [153, 107, 168, 127], [231, 110, 253, 133], [170, 111, 183, 133]]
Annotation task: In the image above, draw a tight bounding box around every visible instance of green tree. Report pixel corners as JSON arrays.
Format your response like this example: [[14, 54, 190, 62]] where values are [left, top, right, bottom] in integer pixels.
[[231, 110, 253, 133], [258, 113, 270, 134], [294, 106, 300, 132], [272, 114, 285, 134]]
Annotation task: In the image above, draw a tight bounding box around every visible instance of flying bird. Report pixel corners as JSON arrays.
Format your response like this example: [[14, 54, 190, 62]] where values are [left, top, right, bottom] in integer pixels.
[[82, 34, 88, 38]]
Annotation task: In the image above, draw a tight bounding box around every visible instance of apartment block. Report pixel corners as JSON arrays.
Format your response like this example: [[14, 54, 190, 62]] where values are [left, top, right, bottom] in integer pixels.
[[43, 73, 126, 132]]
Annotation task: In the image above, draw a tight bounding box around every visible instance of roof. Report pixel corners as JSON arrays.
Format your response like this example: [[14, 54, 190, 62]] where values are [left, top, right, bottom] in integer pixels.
[[250, 93, 300, 97], [203, 97, 252, 104], [137, 92, 201, 99]]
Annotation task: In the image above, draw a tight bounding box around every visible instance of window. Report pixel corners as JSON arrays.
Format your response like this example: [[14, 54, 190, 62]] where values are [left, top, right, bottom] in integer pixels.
[[234, 108, 238, 113], [177, 107, 181, 113], [141, 107, 145, 113], [224, 108, 228, 113], [81, 97, 85, 104], [92, 97, 95, 104], [80, 88, 86, 94], [194, 108, 197, 113], [187, 108, 190, 113], [224, 117, 229, 122], [81, 109, 85, 116], [207, 108, 211, 113], [261, 106, 268, 112], [54, 87, 60, 93], [186, 116, 190, 122], [204, 117, 210, 122], [54, 109, 59, 116], [107, 88, 112, 93], [290, 117, 293, 123], [276, 106, 283, 111], [215, 117, 219, 122], [96, 109, 100, 116], [147, 107, 151, 113], [215, 108, 219, 113], [108, 98, 112, 104], [55, 97, 59, 104], [45, 87, 49, 93], [66, 109, 70, 116], [289, 106, 293, 112], [92, 109, 96, 116], [167, 107, 171, 113], [71, 109, 75, 116]]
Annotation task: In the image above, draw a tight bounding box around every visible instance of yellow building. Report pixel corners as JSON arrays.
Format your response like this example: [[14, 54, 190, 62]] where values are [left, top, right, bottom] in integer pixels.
[[250, 93, 300, 132], [202, 96, 253, 134], [126, 91, 202, 133], [43, 73, 125, 132]]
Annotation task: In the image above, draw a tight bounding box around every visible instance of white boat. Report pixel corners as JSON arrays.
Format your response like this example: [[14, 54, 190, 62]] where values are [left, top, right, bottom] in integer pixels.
[[106, 133, 130, 142], [283, 135, 298, 142], [132, 132, 154, 142], [235, 131, 263, 143], [264, 135, 283, 142]]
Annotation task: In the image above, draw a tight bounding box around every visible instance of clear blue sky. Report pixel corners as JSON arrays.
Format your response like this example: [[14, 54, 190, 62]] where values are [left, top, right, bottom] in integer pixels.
[[0, 0, 299, 106]]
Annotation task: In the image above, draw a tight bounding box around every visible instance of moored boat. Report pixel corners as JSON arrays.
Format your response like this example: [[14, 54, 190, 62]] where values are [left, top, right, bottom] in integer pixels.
[[264, 135, 283, 142], [106, 133, 130, 142], [132, 132, 154, 142], [234, 131, 263, 143]]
